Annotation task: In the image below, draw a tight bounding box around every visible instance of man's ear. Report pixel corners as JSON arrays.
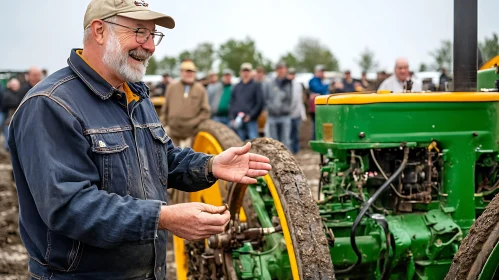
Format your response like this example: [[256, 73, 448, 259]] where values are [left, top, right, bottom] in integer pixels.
[[91, 20, 106, 46]]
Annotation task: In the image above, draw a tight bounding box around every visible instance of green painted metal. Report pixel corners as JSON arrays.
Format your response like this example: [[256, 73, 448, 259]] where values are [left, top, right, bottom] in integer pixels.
[[478, 241, 499, 280], [231, 183, 292, 280], [313, 101, 499, 227], [477, 67, 499, 91], [308, 99, 499, 279]]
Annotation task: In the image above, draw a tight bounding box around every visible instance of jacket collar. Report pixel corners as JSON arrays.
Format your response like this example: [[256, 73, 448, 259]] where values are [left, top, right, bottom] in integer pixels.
[[67, 48, 149, 100]]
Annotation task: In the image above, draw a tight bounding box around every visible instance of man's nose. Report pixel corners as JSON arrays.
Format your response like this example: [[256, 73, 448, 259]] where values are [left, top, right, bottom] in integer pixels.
[[141, 36, 156, 53]]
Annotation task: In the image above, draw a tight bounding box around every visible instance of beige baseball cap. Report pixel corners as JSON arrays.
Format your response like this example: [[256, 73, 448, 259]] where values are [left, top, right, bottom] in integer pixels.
[[180, 60, 197, 72], [240, 62, 253, 71], [84, 0, 175, 30]]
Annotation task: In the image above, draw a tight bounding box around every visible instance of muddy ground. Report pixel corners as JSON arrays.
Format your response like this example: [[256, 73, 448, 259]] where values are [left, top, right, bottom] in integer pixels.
[[0, 147, 28, 280], [0, 120, 320, 279]]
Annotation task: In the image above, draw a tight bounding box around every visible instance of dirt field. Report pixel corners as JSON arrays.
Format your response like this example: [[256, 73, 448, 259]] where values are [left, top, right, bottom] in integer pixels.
[[0, 148, 28, 280], [0, 121, 320, 279]]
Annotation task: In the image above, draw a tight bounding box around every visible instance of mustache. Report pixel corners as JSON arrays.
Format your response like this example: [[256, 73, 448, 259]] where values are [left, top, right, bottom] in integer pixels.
[[129, 48, 152, 60]]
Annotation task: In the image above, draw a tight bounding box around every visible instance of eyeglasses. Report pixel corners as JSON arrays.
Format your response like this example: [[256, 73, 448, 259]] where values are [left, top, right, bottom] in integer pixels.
[[103, 21, 164, 46]]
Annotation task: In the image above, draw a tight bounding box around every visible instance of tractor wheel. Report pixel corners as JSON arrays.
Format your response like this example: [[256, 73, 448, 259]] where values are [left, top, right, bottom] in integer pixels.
[[171, 120, 256, 280], [225, 138, 335, 279], [445, 193, 499, 280]]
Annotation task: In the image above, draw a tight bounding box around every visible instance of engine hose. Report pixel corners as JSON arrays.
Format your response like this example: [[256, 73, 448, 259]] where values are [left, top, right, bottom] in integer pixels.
[[336, 147, 409, 274]]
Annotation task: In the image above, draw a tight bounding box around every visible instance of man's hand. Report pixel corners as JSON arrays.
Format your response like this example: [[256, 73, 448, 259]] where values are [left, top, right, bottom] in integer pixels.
[[243, 115, 251, 123], [158, 203, 230, 240], [212, 142, 271, 184]]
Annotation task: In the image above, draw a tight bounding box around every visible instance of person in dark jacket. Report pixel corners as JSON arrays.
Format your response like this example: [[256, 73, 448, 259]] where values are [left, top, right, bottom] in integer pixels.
[[229, 63, 264, 140], [439, 68, 450, 91], [336, 70, 356, 93], [2, 78, 23, 121], [3, 67, 42, 151], [153, 73, 170, 97], [2, 78, 22, 150]]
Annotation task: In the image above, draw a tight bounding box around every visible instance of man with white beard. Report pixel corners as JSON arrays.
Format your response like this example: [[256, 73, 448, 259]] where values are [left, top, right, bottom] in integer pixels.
[[7, 0, 272, 279]]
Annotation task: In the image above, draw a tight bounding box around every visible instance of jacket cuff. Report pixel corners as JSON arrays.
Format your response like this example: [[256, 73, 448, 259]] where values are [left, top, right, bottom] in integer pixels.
[[204, 156, 217, 184], [142, 200, 163, 241]]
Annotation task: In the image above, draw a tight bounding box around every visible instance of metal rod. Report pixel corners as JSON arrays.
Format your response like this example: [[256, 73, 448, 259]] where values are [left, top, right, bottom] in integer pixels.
[[453, 0, 478, 91]]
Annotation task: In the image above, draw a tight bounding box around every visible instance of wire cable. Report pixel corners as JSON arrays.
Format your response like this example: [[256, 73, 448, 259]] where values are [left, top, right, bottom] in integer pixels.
[[336, 147, 409, 274]]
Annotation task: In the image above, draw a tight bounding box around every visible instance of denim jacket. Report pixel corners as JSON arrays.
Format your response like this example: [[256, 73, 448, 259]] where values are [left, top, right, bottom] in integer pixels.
[[8, 49, 216, 280]]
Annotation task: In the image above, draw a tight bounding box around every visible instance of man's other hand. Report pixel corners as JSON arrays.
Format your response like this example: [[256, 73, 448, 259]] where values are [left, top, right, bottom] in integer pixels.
[[159, 203, 230, 240], [212, 142, 271, 184]]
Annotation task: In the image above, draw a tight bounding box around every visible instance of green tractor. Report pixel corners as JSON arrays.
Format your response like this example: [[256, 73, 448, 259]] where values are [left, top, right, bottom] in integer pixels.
[[169, 0, 499, 279]]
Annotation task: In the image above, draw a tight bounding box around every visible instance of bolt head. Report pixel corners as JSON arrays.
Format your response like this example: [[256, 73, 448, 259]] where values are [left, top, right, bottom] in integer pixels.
[[359, 132, 366, 139]]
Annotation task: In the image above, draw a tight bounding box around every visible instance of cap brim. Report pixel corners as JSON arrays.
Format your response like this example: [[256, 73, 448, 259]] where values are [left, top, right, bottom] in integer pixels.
[[118, 10, 175, 29]]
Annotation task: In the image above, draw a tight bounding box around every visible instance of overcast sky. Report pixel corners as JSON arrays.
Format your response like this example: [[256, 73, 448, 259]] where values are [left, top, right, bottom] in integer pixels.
[[1, 0, 498, 77]]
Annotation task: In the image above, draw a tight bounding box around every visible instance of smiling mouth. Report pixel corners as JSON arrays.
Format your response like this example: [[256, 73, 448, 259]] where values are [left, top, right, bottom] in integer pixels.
[[129, 53, 147, 62]]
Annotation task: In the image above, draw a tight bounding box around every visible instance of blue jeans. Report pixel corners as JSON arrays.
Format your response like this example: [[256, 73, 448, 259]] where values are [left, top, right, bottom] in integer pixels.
[[290, 117, 301, 154], [267, 116, 291, 150], [213, 116, 230, 127], [236, 120, 258, 141]]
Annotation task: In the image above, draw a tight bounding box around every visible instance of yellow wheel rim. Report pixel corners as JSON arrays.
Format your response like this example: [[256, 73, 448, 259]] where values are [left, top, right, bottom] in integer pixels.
[[264, 174, 300, 280], [174, 131, 247, 280]]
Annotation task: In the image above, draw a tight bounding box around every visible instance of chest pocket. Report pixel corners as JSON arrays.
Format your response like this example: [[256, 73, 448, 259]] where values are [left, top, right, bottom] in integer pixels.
[[149, 126, 170, 186], [89, 132, 130, 196]]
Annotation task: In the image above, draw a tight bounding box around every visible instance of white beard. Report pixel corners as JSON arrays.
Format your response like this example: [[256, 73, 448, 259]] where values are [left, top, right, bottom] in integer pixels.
[[102, 30, 151, 83]]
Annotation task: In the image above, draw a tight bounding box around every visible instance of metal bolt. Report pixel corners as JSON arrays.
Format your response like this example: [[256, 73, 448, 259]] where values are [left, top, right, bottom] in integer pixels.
[[359, 132, 366, 139], [473, 132, 478, 137]]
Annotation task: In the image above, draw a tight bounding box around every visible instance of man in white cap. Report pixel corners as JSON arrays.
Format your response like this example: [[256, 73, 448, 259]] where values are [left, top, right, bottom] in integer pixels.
[[8, 1, 272, 279]]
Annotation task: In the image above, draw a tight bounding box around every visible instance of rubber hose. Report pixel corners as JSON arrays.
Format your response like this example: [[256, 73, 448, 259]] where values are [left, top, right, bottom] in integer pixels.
[[336, 147, 409, 274]]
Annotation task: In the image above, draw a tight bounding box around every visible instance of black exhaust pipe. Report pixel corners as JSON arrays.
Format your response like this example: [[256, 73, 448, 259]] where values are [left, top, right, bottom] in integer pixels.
[[453, 0, 478, 92]]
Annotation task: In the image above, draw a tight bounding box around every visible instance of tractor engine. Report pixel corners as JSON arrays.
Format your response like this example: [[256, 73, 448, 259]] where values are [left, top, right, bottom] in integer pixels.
[[311, 91, 499, 280]]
